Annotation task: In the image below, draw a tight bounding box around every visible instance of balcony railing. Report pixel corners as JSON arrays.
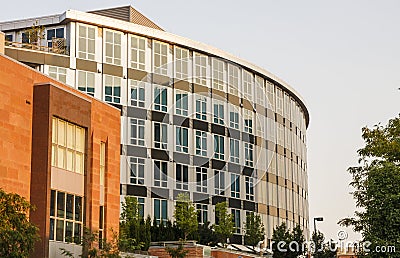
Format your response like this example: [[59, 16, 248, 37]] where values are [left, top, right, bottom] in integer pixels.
[[5, 41, 70, 55]]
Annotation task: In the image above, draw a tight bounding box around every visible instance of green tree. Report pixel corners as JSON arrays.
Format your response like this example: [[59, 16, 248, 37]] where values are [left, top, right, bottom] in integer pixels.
[[197, 222, 218, 246], [173, 193, 197, 241], [24, 21, 45, 45], [271, 223, 306, 258], [244, 212, 265, 250], [165, 241, 189, 258], [339, 115, 400, 258], [0, 189, 40, 258], [311, 231, 336, 258], [213, 202, 234, 247]]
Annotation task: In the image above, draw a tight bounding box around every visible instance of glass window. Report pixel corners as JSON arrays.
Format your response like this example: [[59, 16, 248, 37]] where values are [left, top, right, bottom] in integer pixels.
[[104, 75, 121, 104], [243, 109, 253, 134], [194, 52, 207, 86], [195, 130, 207, 157], [230, 139, 240, 164], [154, 160, 167, 188], [196, 167, 208, 193], [242, 70, 253, 101], [214, 170, 225, 195], [230, 173, 240, 198], [105, 30, 122, 65], [245, 176, 254, 201], [153, 41, 169, 75], [232, 209, 241, 234], [154, 85, 168, 112], [5, 34, 13, 42], [212, 58, 225, 91], [49, 66, 67, 84], [130, 35, 146, 70], [256, 76, 265, 106], [276, 87, 284, 115], [195, 95, 207, 121], [78, 24, 95, 60], [154, 122, 167, 150], [138, 198, 145, 218], [77, 71, 95, 96], [51, 117, 85, 174], [228, 64, 239, 95], [245, 142, 254, 167], [154, 199, 168, 225], [176, 164, 188, 190], [196, 204, 208, 225], [267, 81, 275, 110], [130, 118, 145, 146], [176, 126, 188, 153], [214, 135, 225, 160], [213, 100, 224, 125], [175, 47, 189, 80], [130, 157, 145, 185], [175, 90, 188, 116], [47, 28, 65, 48], [229, 105, 239, 129], [130, 80, 145, 108], [49, 190, 83, 243]]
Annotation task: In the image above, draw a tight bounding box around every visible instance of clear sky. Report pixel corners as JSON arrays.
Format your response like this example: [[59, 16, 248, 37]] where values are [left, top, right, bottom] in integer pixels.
[[2, 0, 399, 242]]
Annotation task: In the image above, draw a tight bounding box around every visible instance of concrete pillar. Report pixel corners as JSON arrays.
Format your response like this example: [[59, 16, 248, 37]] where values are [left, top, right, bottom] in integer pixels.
[[0, 32, 5, 54]]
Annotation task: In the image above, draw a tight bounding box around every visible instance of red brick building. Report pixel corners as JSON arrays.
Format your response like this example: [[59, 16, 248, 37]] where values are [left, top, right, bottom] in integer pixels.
[[0, 34, 121, 257]]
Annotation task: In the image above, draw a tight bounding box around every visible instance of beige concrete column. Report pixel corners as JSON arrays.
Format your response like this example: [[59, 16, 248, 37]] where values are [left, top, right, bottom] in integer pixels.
[[0, 32, 5, 54]]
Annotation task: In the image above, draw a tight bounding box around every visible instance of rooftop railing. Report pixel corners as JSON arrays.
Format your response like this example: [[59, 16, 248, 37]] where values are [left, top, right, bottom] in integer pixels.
[[5, 40, 70, 55]]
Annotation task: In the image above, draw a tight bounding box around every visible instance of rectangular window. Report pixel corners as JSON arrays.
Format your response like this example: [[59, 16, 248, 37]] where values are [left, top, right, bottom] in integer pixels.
[[213, 100, 224, 125], [175, 47, 189, 80], [104, 75, 121, 104], [230, 173, 240, 198], [49, 66, 67, 84], [176, 164, 188, 190], [130, 80, 145, 108], [242, 70, 253, 101], [230, 139, 240, 164], [130, 35, 146, 70], [154, 85, 168, 112], [51, 117, 85, 174], [245, 176, 254, 201], [105, 30, 122, 65], [99, 205, 104, 248], [197, 204, 208, 225], [50, 190, 83, 244], [195, 95, 207, 121], [267, 81, 275, 110], [256, 76, 265, 106], [78, 24, 95, 60], [100, 142, 105, 186], [244, 142, 254, 167], [243, 109, 253, 134], [214, 170, 225, 195], [229, 105, 239, 129], [153, 41, 168, 75], [130, 118, 145, 146], [130, 157, 145, 185], [46, 28, 64, 48], [176, 126, 188, 153], [276, 87, 284, 115], [154, 122, 167, 150], [212, 58, 225, 91], [175, 90, 188, 116], [5, 34, 13, 42], [77, 71, 95, 96], [138, 198, 145, 218], [194, 52, 207, 86], [232, 209, 241, 234], [214, 135, 225, 160], [154, 199, 168, 225], [195, 130, 207, 157], [196, 167, 208, 193], [154, 160, 167, 188], [228, 64, 239, 95]]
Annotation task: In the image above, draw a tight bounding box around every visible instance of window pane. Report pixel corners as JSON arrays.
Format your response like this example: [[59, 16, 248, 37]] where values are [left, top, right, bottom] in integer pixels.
[[66, 194, 74, 220], [57, 192, 65, 218], [56, 220, 64, 241]]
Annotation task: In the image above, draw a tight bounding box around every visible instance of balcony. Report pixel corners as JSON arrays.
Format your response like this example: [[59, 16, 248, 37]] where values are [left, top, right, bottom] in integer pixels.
[[5, 38, 69, 55]]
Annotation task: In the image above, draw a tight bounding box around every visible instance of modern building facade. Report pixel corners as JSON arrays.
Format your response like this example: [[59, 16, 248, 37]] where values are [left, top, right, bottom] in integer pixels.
[[0, 6, 310, 244], [0, 39, 121, 257]]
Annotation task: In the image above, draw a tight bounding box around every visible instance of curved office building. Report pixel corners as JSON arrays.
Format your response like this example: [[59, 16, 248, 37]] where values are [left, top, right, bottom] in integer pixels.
[[0, 6, 309, 244]]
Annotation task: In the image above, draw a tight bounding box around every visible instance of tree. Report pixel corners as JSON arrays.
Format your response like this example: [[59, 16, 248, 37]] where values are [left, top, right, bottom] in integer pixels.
[[311, 231, 336, 258], [339, 115, 400, 257], [244, 212, 265, 250], [197, 222, 218, 246], [119, 197, 148, 251], [212, 202, 234, 247], [165, 241, 189, 258], [271, 223, 306, 258], [173, 193, 197, 241], [24, 21, 45, 46], [0, 189, 40, 257]]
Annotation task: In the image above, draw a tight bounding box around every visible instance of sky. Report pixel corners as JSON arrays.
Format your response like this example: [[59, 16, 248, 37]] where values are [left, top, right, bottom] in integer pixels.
[[2, 0, 399, 242]]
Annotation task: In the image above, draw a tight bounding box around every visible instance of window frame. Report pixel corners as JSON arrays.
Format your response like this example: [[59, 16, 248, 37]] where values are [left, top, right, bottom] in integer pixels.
[[213, 135, 225, 160], [154, 160, 168, 188], [130, 157, 145, 185]]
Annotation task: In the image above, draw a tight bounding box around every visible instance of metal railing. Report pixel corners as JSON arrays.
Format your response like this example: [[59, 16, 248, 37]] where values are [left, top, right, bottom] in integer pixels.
[[5, 41, 70, 55]]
